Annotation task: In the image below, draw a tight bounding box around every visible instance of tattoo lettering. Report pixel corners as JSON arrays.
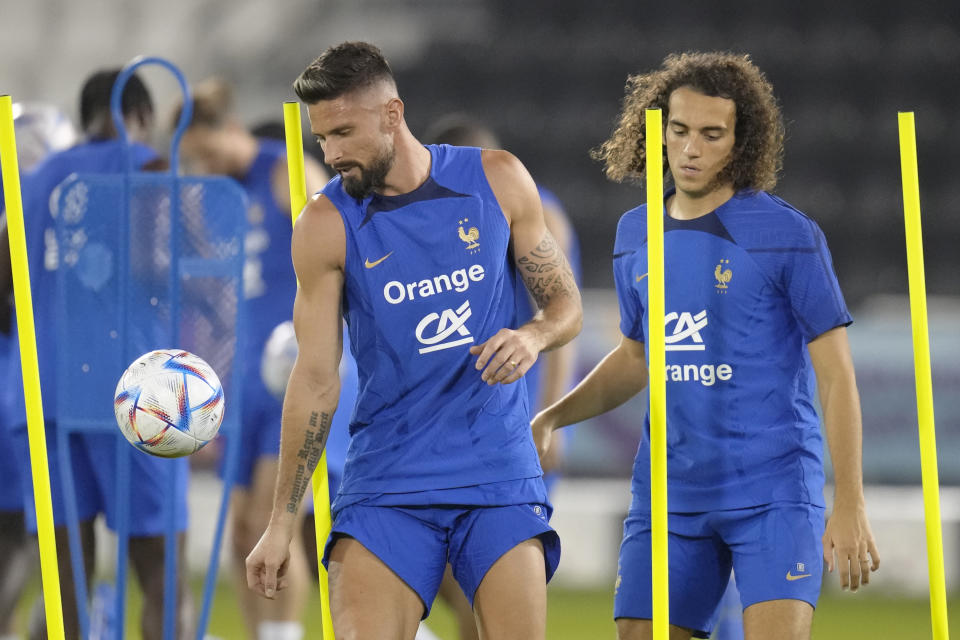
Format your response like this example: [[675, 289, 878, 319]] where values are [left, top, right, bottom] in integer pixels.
[[285, 410, 333, 513], [516, 231, 577, 309]]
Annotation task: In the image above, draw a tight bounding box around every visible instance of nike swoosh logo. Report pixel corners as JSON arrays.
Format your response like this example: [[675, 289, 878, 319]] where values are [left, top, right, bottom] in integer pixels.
[[636, 273, 648, 282], [786, 571, 812, 581], [364, 252, 393, 269]]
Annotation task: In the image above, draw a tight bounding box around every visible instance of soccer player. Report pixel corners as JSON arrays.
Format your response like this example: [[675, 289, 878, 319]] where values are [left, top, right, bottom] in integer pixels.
[[423, 114, 582, 640], [0, 69, 193, 640], [175, 78, 327, 640], [245, 41, 582, 639], [531, 52, 880, 640]]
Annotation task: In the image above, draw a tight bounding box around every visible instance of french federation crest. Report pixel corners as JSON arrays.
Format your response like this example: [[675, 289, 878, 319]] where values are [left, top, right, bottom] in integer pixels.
[[458, 218, 480, 253]]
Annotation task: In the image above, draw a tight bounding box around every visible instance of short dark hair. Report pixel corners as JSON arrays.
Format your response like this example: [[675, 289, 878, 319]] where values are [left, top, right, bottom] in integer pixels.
[[293, 42, 395, 104], [593, 51, 784, 192], [79, 69, 153, 132]]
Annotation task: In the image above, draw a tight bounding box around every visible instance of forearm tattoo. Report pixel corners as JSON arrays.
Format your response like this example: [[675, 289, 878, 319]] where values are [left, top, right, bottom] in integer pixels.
[[286, 410, 331, 514], [517, 231, 577, 309]]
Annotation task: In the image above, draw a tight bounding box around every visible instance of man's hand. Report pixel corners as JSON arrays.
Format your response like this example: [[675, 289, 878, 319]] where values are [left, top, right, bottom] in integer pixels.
[[470, 327, 542, 385], [246, 524, 294, 599], [822, 502, 880, 592]]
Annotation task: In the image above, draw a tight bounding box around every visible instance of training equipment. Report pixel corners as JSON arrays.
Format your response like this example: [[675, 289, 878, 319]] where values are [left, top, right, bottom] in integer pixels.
[[2, 94, 68, 640], [283, 100, 334, 639], [898, 111, 948, 640], [47, 57, 248, 640], [645, 108, 668, 640], [113, 349, 225, 457], [261, 320, 297, 401]]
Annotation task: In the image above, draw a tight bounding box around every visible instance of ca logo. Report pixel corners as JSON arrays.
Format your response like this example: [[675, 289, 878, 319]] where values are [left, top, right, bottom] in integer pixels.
[[416, 300, 474, 354], [664, 310, 708, 351]]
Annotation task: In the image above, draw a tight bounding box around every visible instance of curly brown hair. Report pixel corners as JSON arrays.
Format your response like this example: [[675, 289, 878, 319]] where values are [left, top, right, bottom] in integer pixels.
[[593, 51, 784, 192]]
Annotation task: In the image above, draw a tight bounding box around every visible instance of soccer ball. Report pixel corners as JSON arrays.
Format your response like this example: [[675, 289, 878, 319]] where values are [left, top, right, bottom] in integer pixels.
[[261, 320, 297, 401], [113, 349, 225, 458]]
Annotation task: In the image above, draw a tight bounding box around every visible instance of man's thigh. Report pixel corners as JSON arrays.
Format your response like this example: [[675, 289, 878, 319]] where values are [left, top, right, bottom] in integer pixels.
[[328, 537, 424, 640], [614, 511, 730, 639], [743, 598, 813, 640], [324, 505, 449, 616], [723, 502, 824, 611], [447, 503, 558, 606], [473, 538, 547, 640], [615, 618, 696, 640]]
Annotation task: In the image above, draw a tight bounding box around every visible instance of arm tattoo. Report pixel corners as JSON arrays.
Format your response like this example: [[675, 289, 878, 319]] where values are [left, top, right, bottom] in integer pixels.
[[516, 230, 577, 309], [286, 410, 331, 514]]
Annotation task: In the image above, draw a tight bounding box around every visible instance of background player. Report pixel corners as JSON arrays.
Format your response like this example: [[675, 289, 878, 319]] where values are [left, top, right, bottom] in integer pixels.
[[175, 78, 327, 640], [0, 101, 78, 640], [423, 114, 582, 640], [532, 51, 880, 640], [245, 41, 582, 639], [0, 69, 194, 640]]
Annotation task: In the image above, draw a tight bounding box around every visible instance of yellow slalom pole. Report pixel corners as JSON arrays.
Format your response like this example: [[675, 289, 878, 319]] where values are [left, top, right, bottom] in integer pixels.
[[283, 101, 335, 640], [897, 111, 949, 640], [645, 108, 668, 640], [0, 95, 66, 640]]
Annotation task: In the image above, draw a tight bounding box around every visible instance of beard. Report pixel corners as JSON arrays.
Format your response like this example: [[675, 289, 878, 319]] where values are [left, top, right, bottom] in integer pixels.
[[340, 148, 395, 200]]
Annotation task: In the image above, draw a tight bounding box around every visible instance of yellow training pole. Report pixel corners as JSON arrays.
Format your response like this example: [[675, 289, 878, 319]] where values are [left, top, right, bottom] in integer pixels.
[[645, 108, 668, 640], [898, 111, 949, 640], [283, 101, 335, 640], [0, 95, 66, 640]]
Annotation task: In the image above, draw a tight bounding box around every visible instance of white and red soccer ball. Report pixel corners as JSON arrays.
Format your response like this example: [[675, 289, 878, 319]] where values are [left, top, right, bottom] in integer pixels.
[[114, 349, 224, 458]]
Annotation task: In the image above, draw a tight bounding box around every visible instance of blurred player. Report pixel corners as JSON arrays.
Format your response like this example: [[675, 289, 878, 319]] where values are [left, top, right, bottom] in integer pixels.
[[245, 41, 582, 639], [0, 101, 77, 640], [175, 78, 327, 640], [0, 70, 193, 640], [423, 114, 582, 640], [531, 52, 880, 640]]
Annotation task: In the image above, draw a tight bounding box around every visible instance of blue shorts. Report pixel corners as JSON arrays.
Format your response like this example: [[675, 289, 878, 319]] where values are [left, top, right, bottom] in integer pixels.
[[219, 377, 282, 487], [614, 502, 825, 638], [13, 425, 189, 536], [323, 502, 560, 616]]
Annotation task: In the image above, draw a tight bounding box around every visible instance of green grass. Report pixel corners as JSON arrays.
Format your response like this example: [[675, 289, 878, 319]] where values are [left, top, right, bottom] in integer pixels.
[[13, 574, 960, 638]]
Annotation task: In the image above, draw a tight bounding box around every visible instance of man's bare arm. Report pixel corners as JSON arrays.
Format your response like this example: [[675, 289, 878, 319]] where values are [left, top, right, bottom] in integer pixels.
[[534, 200, 578, 471], [268, 195, 345, 530], [809, 326, 880, 592], [532, 335, 648, 461], [471, 150, 582, 385]]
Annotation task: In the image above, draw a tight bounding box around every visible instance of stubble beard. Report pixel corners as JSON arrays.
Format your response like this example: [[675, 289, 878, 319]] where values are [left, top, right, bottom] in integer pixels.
[[342, 148, 395, 200]]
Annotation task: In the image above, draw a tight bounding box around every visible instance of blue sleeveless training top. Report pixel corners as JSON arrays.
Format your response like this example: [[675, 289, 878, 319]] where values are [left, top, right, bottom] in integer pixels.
[[321, 144, 544, 501]]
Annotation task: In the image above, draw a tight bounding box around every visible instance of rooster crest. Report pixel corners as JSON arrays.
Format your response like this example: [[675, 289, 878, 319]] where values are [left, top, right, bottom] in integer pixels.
[[714, 260, 732, 290], [458, 218, 480, 251]]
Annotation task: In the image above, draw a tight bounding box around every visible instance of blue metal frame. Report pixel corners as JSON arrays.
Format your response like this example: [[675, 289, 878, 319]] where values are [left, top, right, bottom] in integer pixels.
[[54, 55, 245, 640]]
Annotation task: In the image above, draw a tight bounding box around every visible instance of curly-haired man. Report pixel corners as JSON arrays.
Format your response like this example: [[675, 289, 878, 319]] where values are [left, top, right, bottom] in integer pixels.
[[533, 51, 879, 640]]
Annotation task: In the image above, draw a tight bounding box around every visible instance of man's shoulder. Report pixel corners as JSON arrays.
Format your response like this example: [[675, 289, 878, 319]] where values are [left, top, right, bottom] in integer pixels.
[[478, 147, 524, 184], [614, 204, 647, 253], [720, 190, 822, 248], [298, 193, 342, 225], [291, 194, 345, 271]]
